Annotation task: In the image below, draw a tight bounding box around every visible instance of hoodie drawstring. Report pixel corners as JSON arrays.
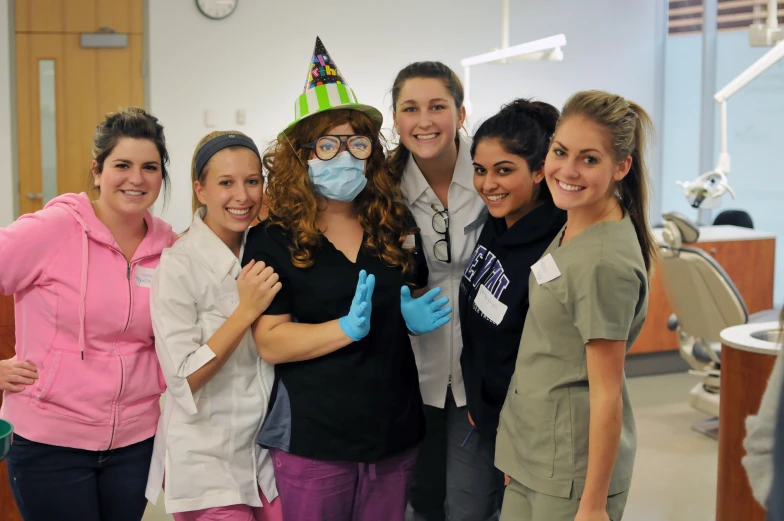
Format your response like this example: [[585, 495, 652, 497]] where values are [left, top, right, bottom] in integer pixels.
[[79, 231, 88, 360], [53, 202, 90, 361]]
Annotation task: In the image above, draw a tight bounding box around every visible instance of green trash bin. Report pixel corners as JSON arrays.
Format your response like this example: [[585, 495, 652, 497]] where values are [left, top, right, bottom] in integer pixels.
[[0, 418, 13, 461]]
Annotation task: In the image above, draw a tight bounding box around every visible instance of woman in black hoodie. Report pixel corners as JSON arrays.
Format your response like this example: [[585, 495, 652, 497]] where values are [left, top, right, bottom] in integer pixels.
[[457, 98, 566, 517]]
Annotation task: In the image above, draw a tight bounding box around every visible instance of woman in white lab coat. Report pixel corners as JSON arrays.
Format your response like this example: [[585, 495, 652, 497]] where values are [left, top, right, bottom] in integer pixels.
[[145, 131, 283, 521]]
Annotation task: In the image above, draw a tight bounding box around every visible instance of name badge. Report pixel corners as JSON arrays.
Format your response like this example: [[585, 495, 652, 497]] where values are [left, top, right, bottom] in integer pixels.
[[474, 285, 507, 325], [217, 290, 240, 316], [403, 234, 416, 249], [134, 266, 156, 288], [531, 253, 561, 285]]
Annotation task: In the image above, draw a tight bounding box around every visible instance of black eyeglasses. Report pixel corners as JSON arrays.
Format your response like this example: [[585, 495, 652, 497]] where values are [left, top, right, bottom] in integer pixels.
[[431, 204, 451, 263], [302, 134, 375, 161]]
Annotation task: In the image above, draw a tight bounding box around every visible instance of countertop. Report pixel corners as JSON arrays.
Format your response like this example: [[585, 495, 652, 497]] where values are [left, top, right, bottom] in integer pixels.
[[720, 321, 782, 355]]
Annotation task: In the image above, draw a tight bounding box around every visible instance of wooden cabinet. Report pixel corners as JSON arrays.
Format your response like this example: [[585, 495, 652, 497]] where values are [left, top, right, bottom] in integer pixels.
[[0, 295, 22, 521], [716, 343, 776, 521], [630, 230, 776, 355]]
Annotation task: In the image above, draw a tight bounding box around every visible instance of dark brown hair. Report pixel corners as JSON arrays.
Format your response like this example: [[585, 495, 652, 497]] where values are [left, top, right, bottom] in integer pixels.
[[387, 61, 465, 185], [90, 107, 170, 204], [471, 98, 559, 205]]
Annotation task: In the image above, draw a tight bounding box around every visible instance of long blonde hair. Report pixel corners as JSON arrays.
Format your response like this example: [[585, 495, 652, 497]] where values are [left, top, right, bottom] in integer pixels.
[[559, 90, 658, 275]]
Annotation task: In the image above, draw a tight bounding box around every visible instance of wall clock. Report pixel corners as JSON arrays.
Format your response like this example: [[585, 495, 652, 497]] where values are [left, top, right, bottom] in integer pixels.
[[196, 0, 238, 20]]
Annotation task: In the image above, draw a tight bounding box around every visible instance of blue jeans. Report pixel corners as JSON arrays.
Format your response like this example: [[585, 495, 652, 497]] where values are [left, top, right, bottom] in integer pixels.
[[5, 434, 154, 521]]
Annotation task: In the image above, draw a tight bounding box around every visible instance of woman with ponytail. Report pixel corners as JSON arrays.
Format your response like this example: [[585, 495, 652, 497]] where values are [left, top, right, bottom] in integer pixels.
[[458, 98, 566, 518], [389, 61, 488, 521], [495, 91, 655, 521]]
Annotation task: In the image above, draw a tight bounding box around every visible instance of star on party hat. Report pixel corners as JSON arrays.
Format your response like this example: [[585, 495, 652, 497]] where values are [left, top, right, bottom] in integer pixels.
[[282, 36, 383, 135]]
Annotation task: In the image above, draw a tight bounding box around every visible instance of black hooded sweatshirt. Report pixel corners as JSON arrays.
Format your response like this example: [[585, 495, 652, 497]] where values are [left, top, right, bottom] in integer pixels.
[[459, 201, 567, 439]]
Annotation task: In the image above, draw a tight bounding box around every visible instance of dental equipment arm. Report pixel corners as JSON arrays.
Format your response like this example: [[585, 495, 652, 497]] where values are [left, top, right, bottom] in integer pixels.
[[677, 38, 784, 209]]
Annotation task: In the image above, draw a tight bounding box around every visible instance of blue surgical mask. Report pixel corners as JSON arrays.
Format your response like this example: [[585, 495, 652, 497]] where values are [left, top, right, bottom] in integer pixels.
[[307, 151, 367, 202]]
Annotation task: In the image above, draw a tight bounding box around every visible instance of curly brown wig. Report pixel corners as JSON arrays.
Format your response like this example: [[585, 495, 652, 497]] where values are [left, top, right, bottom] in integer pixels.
[[264, 109, 417, 274]]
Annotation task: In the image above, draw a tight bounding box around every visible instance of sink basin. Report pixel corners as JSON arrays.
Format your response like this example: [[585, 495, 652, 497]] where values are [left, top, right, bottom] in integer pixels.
[[721, 321, 782, 353], [750, 328, 783, 343]]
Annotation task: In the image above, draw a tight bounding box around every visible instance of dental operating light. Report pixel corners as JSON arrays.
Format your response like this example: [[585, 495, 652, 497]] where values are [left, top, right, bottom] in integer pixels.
[[460, 0, 567, 114], [677, 0, 784, 210]]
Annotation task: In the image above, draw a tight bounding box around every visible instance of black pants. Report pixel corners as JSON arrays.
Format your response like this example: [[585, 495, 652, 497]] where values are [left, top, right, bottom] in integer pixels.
[[408, 387, 505, 521], [5, 434, 154, 521]]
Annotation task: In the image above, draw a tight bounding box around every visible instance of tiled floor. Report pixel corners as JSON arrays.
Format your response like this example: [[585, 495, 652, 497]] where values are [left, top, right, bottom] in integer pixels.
[[623, 372, 718, 521], [143, 371, 720, 521]]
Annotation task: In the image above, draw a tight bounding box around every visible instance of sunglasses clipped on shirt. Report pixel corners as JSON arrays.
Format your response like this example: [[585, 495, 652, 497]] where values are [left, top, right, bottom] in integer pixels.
[[431, 204, 451, 263], [301, 135, 375, 161]]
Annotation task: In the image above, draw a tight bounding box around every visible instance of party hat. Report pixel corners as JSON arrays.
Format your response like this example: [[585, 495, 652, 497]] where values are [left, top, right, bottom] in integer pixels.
[[282, 37, 383, 135]]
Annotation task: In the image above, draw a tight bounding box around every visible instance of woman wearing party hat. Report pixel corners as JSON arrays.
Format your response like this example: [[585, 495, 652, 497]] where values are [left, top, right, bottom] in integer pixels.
[[242, 37, 452, 521]]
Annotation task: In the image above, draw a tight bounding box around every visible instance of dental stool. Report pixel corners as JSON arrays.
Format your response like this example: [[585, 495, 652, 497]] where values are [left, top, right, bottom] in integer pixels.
[[713, 209, 754, 229], [657, 212, 778, 438]]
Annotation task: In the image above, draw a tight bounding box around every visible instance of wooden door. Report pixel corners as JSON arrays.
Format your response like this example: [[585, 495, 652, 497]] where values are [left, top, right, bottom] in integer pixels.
[[4, 3, 144, 518], [14, 0, 145, 216]]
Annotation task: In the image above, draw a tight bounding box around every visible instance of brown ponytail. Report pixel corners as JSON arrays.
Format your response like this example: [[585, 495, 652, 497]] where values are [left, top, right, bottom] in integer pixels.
[[388, 61, 465, 185]]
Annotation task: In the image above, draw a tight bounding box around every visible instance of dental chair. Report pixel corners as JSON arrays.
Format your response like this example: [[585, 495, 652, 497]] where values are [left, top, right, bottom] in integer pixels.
[[657, 212, 778, 438]]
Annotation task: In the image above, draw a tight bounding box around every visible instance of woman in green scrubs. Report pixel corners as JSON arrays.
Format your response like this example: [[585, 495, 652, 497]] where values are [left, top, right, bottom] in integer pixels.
[[495, 90, 657, 521]]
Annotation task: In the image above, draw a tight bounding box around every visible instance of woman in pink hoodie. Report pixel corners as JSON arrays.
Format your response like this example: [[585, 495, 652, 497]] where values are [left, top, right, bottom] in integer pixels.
[[0, 107, 176, 521]]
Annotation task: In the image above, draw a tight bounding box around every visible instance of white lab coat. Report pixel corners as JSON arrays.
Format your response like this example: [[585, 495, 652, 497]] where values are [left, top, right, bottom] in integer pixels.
[[145, 210, 277, 514], [401, 132, 487, 408]]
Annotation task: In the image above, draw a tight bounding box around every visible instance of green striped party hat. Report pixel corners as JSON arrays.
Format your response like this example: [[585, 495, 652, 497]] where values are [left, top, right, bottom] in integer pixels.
[[282, 37, 383, 135]]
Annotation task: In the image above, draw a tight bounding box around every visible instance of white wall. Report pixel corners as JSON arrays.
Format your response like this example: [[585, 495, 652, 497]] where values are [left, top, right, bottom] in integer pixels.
[[0, 0, 14, 226], [0, 1, 660, 230], [149, 0, 661, 233]]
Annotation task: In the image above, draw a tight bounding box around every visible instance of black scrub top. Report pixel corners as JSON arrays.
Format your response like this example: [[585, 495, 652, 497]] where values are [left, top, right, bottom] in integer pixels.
[[242, 221, 428, 462]]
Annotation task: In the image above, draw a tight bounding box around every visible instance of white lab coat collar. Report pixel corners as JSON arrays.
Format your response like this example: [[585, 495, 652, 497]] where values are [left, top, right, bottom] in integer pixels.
[[401, 131, 475, 206], [189, 208, 247, 280]]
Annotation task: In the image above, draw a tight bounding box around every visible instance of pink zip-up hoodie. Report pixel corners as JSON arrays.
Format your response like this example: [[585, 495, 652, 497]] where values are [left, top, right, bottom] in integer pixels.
[[0, 192, 176, 451]]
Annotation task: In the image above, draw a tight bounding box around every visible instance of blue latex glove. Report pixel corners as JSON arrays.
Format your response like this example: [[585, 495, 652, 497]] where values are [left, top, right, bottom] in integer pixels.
[[338, 270, 376, 342], [400, 286, 452, 335]]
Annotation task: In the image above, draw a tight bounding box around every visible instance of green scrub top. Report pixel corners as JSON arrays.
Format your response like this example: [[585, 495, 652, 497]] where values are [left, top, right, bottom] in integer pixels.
[[495, 214, 649, 499]]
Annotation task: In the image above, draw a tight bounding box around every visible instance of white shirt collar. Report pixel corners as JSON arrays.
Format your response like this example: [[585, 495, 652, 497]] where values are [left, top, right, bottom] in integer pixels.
[[401, 132, 474, 205], [189, 208, 247, 280]]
